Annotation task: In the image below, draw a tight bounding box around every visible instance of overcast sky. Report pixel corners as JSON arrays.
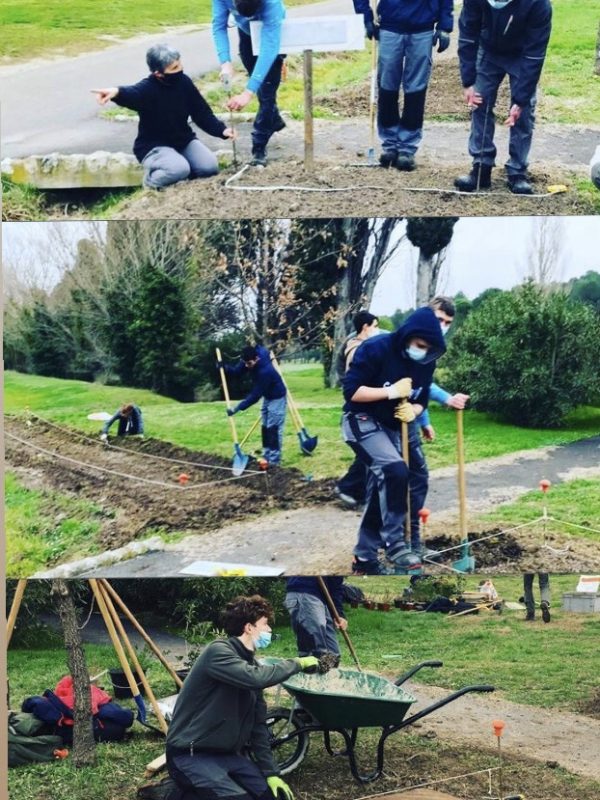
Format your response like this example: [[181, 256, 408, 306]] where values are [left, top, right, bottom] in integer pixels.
[[3, 217, 599, 313]]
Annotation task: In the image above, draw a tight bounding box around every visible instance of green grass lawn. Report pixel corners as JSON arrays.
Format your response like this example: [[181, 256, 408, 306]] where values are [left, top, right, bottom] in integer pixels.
[[6, 368, 600, 480]]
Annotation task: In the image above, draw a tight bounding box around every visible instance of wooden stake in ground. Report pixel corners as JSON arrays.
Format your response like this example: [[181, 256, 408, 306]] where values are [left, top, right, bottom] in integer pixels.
[[303, 49, 314, 170], [6, 579, 27, 647], [51, 579, 96, 767]]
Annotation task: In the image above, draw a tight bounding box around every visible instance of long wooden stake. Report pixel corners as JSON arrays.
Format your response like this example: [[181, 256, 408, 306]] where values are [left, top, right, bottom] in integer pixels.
[[216, 347, 240, 445], [316, 576, 362, 671], [100, 580, 183, 690], [457, 409, 468, 541], [7, 579, 27, 647], [98, 583, 168, 735], [401, 417, 411, 546], [303, 49, 314, 171]]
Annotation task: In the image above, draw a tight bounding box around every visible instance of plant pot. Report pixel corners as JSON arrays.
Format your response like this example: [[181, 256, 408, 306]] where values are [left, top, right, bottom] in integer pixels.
[[394, 599, 403, 608], [109, 668, 146, 699], [363, 600, 376, 610], [377, 603, 391, 612]]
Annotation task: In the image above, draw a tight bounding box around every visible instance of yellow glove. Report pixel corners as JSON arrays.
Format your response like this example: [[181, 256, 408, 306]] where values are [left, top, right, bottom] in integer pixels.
[[295, 656, 319, 672], [267, 776, 294, 800], [394, 402, 416, 424], [387, 377, 412, 400]]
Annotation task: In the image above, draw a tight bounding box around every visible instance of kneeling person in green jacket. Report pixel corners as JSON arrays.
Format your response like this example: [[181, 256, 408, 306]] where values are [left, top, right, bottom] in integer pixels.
[[166, 594, 318, 799]]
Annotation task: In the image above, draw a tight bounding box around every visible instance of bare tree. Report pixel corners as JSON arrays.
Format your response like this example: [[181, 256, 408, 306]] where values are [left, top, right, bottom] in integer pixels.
[[521, 217, 566, 287], [406, 218, 459, 307], [51, 580, 96, 767]]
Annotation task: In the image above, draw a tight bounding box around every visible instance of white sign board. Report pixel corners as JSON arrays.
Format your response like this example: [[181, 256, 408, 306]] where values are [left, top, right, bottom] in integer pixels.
[[576, 575, 600, 593], [250, 15, 365, 56], [179, 560, 285, 577]]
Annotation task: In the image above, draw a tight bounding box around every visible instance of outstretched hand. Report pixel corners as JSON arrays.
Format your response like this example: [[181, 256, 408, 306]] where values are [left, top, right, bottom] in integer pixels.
[[91, 88, 118, 105]]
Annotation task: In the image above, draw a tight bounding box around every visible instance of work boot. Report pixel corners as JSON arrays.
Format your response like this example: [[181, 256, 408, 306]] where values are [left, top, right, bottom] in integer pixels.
[[525, 610, 535, 621], [540, 600, 551, 624], [250, 148, 268, 167], [454, 163, 492, 192], [414, 544, 443, 562], [334, 486, 359, 509], [507, 173, 533, 194], [351, 557, 393, 576], [379, 149, 398, 168], [396, 152, 416, 171], [386, 544, 422, 573]]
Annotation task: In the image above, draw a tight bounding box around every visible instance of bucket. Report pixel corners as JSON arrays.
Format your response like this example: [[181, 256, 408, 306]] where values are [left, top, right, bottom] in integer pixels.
[[109, 668, 146, 699]]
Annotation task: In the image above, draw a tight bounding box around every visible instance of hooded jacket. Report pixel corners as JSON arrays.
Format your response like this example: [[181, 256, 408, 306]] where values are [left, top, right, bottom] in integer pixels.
[[458, 0, 552, 107], [227, 346, 287, 411], [166, 637, 301, 775], [353, 0, 453, 36], [343, 307, 446, 430]]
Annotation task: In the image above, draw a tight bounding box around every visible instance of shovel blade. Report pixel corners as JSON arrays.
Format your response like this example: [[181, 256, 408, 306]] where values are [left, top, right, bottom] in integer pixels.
[[232, 444, 249, 477], [297, 430, 318, 455]]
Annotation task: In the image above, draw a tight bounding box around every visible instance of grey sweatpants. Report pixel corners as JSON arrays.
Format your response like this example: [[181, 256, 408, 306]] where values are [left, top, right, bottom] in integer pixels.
[[141, 139, 219, 189]]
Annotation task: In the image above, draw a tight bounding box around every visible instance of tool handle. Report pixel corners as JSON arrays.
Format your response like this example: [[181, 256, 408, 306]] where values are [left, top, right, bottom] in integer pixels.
[[401, 415, 411, 544], [270, 353, 303, 431], [216, 347, 240, 444], [456, 408, 468, 539], [316, 576, 362, 671]]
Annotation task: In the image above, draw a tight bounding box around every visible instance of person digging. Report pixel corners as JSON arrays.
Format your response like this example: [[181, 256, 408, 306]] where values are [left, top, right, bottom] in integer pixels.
[[93, 44, 236, 189], [454, 0, 552, 195], [100, 403, 144, 441], [166, 594, 318, 800], [285, 577, 348, 669], [342, 306, 446, 575], [219, 345, 287, 465], [213, 0, 287, 167]]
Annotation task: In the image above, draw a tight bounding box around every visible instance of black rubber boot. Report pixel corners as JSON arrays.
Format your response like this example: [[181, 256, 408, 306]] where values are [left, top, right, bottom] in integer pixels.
[[507, 173, 533, 194], [250, 148, 267, 167], [525, 610, 535, 622], [454, 163, 492, 192], [540, 601, 551, 623], [379, 149, 398, 168], [396, 152, 416, 171]]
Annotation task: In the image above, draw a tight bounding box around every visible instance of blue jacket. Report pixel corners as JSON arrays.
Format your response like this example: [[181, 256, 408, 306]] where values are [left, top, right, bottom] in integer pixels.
[[458, 0, 552, 106], [102, 406, 144, 435], [286, 577, 346, 619], [353, 0, 453, 35], [212, 0, 286, 93], [227, 346, 287, 411], [418, 382, 451, 428], [343, 307, 446, 430]]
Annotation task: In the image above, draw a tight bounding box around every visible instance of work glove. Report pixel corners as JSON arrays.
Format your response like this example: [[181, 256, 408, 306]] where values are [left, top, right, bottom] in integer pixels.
[[100, 433, 108, 442], [364, 15, 379, 40], [295, 656, 320, 673], [394, 402, 416, 424], [227, 408, 236, 417], [267, 776, 294, 800], [386, 377, 412, 400], [432, 26, 451, 53]]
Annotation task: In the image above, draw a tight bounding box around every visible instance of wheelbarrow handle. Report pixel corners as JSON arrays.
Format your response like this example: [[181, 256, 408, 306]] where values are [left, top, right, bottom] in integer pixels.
[[390, 684, 496, 732], [394, 660, 443, 686]]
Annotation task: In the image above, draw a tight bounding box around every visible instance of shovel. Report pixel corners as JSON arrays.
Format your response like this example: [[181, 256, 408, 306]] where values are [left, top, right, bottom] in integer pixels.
[[453, 409, 475, 573], [316, 576, 362, 671], [270, 355, 318, 455], [216, 347, 249, 477], [367, 35, 378, 166]]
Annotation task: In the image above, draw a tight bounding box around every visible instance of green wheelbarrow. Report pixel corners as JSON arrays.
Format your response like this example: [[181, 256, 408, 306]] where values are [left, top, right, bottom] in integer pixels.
[[266, 661, 494, 784]]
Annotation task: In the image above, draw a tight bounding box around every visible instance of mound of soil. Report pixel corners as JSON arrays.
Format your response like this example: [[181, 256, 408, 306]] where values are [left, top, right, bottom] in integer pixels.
[[5, 416, 334, 553], [427, 529, 523, 569]]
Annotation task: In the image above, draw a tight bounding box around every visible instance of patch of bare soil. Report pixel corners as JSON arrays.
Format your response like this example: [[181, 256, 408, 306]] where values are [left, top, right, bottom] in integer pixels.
[[117, 160, 591, 220], [4, 416, 334, 552], [578, 687, 600, 720]]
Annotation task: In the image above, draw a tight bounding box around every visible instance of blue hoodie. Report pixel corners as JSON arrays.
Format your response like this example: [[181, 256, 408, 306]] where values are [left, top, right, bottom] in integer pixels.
[[343, 307, 446, 430], [226, 345, 287, 411], [353, 0, 454, 36]]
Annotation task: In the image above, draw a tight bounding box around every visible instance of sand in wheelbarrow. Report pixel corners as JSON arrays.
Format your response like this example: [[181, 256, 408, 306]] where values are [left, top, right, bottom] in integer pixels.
[[380, 791, 463, 800], [287, 669, 409, 701]]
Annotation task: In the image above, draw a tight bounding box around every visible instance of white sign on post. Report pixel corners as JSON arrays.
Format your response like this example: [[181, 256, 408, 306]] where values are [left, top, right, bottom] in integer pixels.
[[249, 15, 365, 55]]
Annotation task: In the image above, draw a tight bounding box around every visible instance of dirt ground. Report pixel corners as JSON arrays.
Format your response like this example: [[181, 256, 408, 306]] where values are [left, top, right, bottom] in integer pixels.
[[7, 417, 600, 576]]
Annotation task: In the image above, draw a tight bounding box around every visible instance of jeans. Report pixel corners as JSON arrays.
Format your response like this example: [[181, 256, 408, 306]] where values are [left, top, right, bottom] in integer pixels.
[[261, 396, 286, 464], [469, 50, 536, 176], [141, 140, 218, 188], [238, 29, 285, 152], [523, 573, 550, 613], [284, 592, 340, 657], [377, 29, 434, 156]]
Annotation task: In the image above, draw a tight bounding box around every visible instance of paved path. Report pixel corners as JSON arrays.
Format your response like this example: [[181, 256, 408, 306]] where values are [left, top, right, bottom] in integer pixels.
[[81, 436, 600, 577], [0, 0, 348, 158]]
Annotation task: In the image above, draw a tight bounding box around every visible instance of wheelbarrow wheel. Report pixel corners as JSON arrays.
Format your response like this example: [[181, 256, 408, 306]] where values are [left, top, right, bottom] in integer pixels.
[[265, 706, 309, 775]]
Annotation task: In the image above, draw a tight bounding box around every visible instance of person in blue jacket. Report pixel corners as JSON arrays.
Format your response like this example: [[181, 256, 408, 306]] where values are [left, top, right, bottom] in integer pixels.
[[93, 44, 235, 189], [285, 577, 347, 665], [100, 404, 144, 440], [342, 306, 446, 575], [454, 0, 552, 195], [221, 344, 287, 464], [213, 0, 286, 166], [352, 0, 453, 171]]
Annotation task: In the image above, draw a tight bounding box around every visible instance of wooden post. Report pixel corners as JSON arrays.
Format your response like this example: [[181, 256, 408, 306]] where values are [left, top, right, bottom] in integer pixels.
[[456, 409, 468, 541], [7, 579, 27, 647], [303, 49, 314, 171]]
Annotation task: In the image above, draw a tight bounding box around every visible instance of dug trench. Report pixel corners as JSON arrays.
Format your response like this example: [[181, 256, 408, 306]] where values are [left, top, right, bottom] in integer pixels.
[[6, 417, 600, 576]]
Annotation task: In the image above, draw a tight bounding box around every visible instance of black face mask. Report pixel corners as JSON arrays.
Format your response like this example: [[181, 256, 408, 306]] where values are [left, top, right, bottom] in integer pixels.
[[159, 71, 184, 85]]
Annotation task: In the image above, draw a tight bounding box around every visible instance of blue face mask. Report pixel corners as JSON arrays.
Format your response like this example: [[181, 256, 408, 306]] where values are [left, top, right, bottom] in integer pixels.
[[406, 346, 428, 362], [254, 631, 272, 649]]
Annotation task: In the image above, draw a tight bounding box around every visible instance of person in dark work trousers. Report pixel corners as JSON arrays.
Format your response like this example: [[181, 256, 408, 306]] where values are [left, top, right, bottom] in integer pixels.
[[522, 573, 551, 623], [352, 0, 453, 171], [100, 404, 144, 441], [342, 307, 446, 575], [285, 577, 348, 666], [454, 0, 552, 195], [166, 595, 318, 800], [219, 345, 287, 464], [93, 44, 236, 189], [213, 0, 287, 166]]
